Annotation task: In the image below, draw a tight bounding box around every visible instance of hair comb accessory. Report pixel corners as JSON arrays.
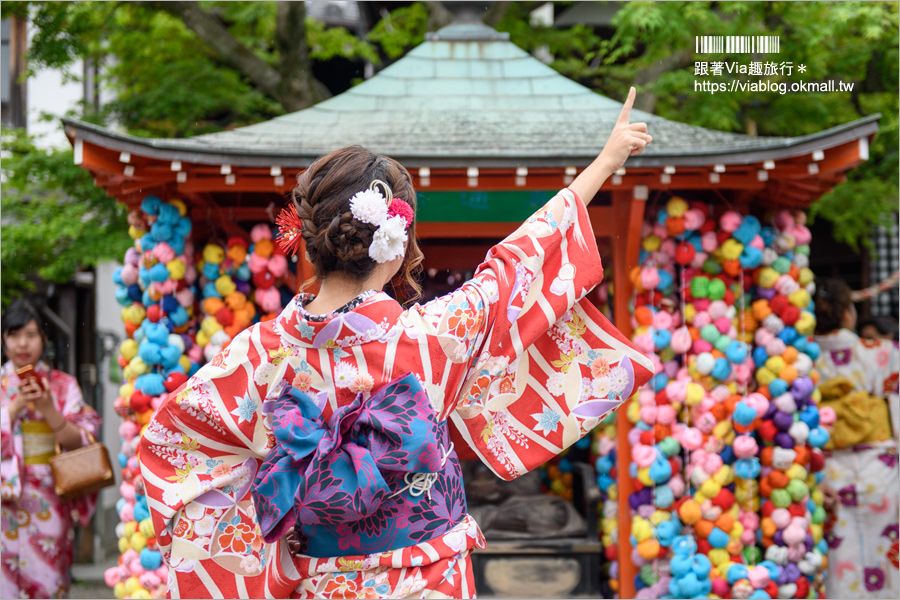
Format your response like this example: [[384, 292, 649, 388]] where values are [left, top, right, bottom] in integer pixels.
[[349, 179, 414, 263], [276, 203, 304, 256]]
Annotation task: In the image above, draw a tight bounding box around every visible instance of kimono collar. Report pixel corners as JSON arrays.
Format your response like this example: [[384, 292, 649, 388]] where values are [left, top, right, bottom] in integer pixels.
[[814, 328, 859, 352], [275, 290, 404, 349]]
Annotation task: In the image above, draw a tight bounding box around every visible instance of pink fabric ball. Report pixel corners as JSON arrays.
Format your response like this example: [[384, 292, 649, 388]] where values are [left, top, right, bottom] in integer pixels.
[[818, 406, 837, 426], [701, 231, 719, 252], [250, 223, 272, 242], [633, 445, 656, 467], [720, 211, 742, 232], [681, 427, 703, 450], [104, 567, 121, 587], [733, 435, 759, 459], [152, 242, 176, 264], [671, 327, 693, 354], [248, 252, 269, 274], [121, 264, 140, 286], [683, 208, 706, 230], [268, 253, 288, 278], [652, 310, 673, 331], [657, 405, 677, 425]]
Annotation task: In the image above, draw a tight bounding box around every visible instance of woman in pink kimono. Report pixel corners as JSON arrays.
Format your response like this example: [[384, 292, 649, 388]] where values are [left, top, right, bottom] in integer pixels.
[[1, 300, 102, 599], [140, 88, 653, 598], [813, 279, 899, 599]]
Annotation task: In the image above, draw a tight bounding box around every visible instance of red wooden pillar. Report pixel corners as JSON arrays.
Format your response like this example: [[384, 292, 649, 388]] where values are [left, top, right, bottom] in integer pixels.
[[611, 188, 647, 599]]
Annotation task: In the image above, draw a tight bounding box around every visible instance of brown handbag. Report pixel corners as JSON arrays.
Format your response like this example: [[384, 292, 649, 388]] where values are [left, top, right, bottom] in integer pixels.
[[49, 431, 116, 502]]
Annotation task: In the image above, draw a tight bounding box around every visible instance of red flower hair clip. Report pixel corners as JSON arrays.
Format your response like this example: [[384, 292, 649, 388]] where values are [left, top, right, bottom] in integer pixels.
[[387, 197, 414, 228], [276, 204, 304, 256]]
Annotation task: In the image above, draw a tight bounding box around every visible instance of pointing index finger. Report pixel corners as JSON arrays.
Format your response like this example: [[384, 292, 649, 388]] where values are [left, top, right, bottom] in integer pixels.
[[617, 86, 636, 126]]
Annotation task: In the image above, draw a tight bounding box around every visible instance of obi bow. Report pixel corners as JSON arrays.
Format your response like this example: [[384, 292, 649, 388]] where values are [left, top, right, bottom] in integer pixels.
[[252, 373, 447, 544]]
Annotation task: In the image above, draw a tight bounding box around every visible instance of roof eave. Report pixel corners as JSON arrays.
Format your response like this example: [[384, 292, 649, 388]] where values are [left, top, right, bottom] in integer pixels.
[[63, 114, 880, 169]]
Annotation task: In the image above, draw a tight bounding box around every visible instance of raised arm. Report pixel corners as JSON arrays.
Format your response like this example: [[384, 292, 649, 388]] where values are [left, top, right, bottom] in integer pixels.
[[569, 86, 651, 206]]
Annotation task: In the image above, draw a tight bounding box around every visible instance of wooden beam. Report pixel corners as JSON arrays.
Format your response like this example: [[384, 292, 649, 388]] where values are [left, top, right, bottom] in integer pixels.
[[611, 189, 645, 600]]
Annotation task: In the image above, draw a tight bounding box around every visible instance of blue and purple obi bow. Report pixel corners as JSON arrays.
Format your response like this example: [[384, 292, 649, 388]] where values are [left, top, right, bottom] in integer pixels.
[[252, 373, 467, 557]]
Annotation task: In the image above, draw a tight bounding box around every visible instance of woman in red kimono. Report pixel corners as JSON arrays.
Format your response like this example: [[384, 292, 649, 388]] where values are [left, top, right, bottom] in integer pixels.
[[141, 88, 654, 598]]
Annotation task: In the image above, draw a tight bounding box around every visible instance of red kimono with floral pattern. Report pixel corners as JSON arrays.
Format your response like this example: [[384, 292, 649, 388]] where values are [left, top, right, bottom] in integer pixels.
[[140, 188, 653, 598]]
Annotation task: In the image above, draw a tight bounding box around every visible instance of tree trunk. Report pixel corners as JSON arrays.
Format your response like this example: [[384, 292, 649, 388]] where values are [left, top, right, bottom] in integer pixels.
[[146, 1, 320, 112], [633, 49, 693, 114], [275, 1, 324, 111]]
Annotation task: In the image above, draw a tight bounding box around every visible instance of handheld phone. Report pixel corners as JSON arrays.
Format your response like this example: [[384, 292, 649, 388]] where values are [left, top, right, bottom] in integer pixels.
[[16, 365, 45, 387]]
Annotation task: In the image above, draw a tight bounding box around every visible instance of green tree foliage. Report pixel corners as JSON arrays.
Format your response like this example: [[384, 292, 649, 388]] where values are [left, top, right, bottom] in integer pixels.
[[1, 128, 131, 307], [505, 1, 898, 250]]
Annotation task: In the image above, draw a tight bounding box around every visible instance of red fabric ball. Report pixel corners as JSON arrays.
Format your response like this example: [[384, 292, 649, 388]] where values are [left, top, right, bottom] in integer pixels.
[[711, 488, 735, 511], [794, 577, 810, 598], [770, 294, 789, 317], [253, 270, 275, 289], [675, 242, 696, 266], [782, 305, 801, 326], [761, 500, 776, 517], [788, 503, 806, 518], [639, 430, 655, 445], [809, 449, 826, 472], [164, 372, 188, 393], [215, 306, 234, 327], [146, 304, 161, 323], [759, 420, 779, 442], [130, 391, 153, 413]]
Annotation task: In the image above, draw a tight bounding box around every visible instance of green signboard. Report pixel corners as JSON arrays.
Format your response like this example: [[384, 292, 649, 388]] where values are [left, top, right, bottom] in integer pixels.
[[416, 190, 556, 222]]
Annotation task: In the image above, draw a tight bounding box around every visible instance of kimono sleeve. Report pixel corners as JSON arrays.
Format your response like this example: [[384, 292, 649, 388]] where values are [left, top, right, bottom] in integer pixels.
[[1, 379, 23, 501], [54, 371, 103, 526], [138, 324, 303, 599], [412, 188, 654, 480]]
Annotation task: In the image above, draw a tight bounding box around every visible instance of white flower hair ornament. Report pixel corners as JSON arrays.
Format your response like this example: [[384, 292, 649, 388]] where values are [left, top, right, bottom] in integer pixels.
[[349, 179, 414, 263]]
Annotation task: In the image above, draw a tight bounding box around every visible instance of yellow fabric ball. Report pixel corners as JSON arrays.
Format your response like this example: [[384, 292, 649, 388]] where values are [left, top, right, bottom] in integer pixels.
[[667, 197, 688, 217], [179, 355, 191, 373], [203, 244, 225, 265], [167, 258, 187, 280], [637, 467, 654, 487], [798, 267, 815, 286], [789, 289, 811, 309], [118, 383, 134, 400], [650, 510, 671, 526], [765, 356, 787, 374], [215, 275, 237, 297], [120, 339, 139, 362], [632, 517, 654, 543], [795, 312, 816, 335], [708, 549, 730, 566], [128, 225, 146, 240], [130, 531, 147, 552], [113, 582, 127, 599], [757, 267, 780, 289], [140, 517, 156, 538], [124, 576, 142, 595], [721, 239, 743, 261], [686, 382, 705, 406], [755, 367, 776, 386], [124, 521, 138, 538], [121, 305, 147, 325], [642, 235, 662, 252], [700, 478, 722, 498], [117, 536, 131, 554], [169, 199, 187, 216]]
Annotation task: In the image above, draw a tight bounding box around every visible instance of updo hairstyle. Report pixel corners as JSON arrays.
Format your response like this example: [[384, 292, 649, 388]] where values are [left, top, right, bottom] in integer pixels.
[[813, 278, 853, 334], [291, 146, 424, 299]]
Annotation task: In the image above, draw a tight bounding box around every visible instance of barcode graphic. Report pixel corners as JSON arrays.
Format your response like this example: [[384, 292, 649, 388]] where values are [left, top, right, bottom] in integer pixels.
[[695, 35, 780, 53]]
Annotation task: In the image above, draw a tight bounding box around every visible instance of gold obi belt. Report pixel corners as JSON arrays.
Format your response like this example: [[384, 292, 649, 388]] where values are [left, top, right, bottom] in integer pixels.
[[819, 377, 893, 450], [22, 421, 56, 465]]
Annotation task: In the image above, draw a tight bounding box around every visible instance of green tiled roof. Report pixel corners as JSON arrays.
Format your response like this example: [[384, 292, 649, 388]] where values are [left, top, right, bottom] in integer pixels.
[[64, 22, 878, 168]]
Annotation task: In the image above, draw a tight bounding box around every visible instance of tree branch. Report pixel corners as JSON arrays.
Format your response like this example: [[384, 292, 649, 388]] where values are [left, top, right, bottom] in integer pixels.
[[275, 1, 324, 109], [633, 49, 693, 113], [145, 1, 314, 111], [483, 1, 513, 27]]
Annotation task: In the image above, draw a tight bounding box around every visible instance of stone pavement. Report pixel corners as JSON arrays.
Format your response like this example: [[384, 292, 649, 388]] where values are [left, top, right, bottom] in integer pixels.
[[71, 561, 116, 599]]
